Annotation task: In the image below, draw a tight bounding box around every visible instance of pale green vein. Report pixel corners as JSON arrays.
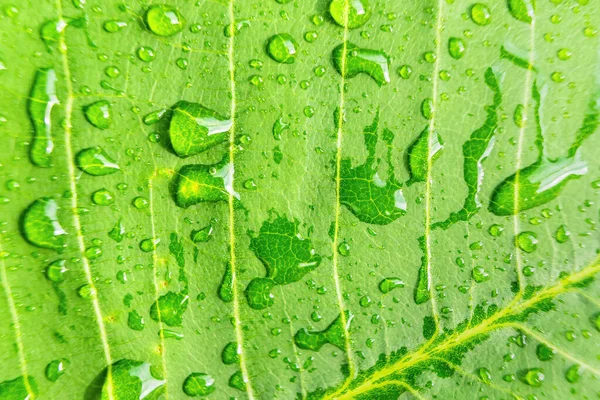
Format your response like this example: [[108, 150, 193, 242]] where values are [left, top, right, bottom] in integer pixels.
[[510, 16, 537, 306], [422, 0, 445, 336], [227, 1, 255, 398], [0, 239, 35, 398], [279, 287, 307, 399], [331, 0, 356, 385], [54, 0, 114, 397]]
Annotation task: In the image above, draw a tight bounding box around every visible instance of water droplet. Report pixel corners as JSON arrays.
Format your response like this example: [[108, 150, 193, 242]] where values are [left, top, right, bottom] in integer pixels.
[[83, 100, 112, 130], [515, 231, 538, 253], [20, 197, 68, 251], [76, 147, 120, 176], [472, 266, 490, 283], [488, 224, 504, 237], [477, 367, 492, 383], [557, 48, 572, 61], [379, 277, 404, 294], [221, 342, 240, 365], [103, 20, 127, 33], [470, 3, 492, 26], [420, 98, 434, 119], [513, 104, 527, 128], [340, 112, 405, 224], [507, 0, 536, 24], [169, 101, 232, 158], [182, 373, 215, 396], [266, 33, 298, 64], [128, 309, 145, 331], [565, 364, 581, 383], [92, 188, 115, 205], [173, 157, 237, 208], [98, 360, 165, 399], [45, 359, 68, 382], [337, 241, 350, 256], [554, 224, 570, 243], [398, 64, 412, 79], [144, 5, 185, 37], [143, 109, 167, 125], [150, 291, 188, 326], [519, 368, 545, 387], [109, 219, 125, 242], [245, 214, 321, 309], [45, 259, 68, 282], [243, 178, 258, 191], [132, 196, 149, 209], [28, 68, 58, 167], [536, 343, 555, 361], [406, 126, 444, 184], [448, 37, 466, 59], [294, 311, 353, 351], [77, 284, 96, 299], [137, 46, 156, 62], [139, 238, 160, 252], [228, 371, 246, 391], [329, 0, 371, 29], [190, 223, 214, 243], [333, 42, 390, 86]]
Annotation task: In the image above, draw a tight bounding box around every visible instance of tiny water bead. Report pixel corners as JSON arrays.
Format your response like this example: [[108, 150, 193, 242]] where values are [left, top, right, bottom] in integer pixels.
[[183, 373, 216, 396], [144, 5, 185, 37], [266, 33, 298, 64], [83, 100, 112, 130], [329, 0, 371, 29], [470, 3, 492, 26]]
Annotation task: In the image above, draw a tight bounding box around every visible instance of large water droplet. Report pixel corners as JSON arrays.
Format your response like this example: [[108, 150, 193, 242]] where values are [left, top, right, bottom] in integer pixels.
[[332, 42, 390, 86], [76, 147, 120, 176], [28, 68, 58, 167], [182, 373, 215, 397], [329, 0, 371, 29], [266, 34, 298, 64], [20, 197, 67, 251], [144, 5, 185, 37], [83, 100, 112, 130]]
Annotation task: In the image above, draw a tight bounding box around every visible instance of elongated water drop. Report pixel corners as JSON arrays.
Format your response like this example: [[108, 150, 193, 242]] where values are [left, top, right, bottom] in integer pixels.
[[28, 68, 59, 168], [507, 0, 535, 24], [332, 42, 390, 86]]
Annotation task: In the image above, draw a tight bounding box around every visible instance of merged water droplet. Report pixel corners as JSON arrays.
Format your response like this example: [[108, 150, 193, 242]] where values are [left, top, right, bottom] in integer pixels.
[[76, 147, 120, 176], [150, 291, 189, 326], [83, 100, 112, 130], [245, 214, 321, 309], [266, 33, 298, 64], [20, 197, 68, 251], [332, 42, 390, 86], [28, 68, 58, 167], [329, 0, 371, 29], [339, 111, 406, 225], [144, 5, 185, 37], [294, 311, 353, 351]]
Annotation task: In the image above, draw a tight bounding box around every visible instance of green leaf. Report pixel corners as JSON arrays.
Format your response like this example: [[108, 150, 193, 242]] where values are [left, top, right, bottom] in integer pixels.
[[0, 0, 599, 399]]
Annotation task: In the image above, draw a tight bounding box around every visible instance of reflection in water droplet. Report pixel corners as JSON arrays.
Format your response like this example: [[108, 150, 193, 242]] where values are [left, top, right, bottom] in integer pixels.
[[182, 373, 216, 396], [76, 147, 120, 176]]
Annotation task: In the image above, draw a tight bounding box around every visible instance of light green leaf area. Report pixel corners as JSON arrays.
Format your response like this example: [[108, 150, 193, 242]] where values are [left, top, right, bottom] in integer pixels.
[[0, 0, 599, 399]]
